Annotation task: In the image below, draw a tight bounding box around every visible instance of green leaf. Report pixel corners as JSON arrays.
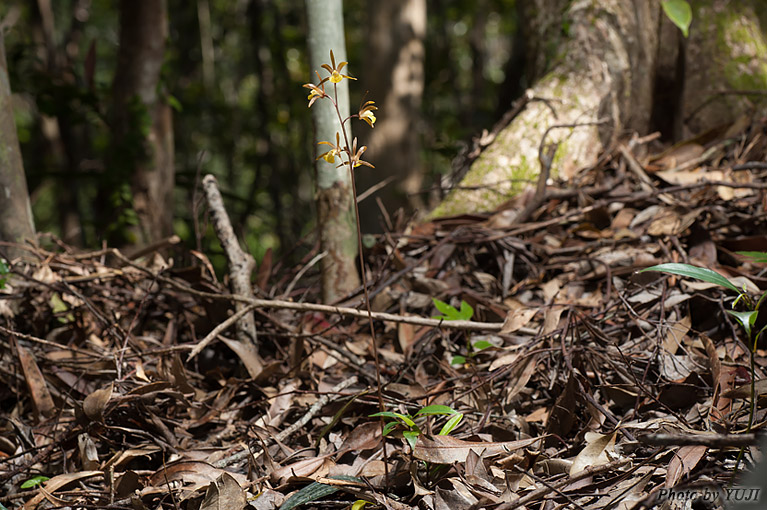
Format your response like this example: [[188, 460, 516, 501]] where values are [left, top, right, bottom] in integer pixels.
[[439, 412, 463, 436], [369, 411, 415, 428], [166, 94, 183, 112], [279, 476, 363, 510], [351, 500, 371, 510], [451, 355, 466, 365], [432, 298, 455, 317], [661, 0, 692, 37], [472, 340, 493, 351], [20, 476, 49, 489], [416, 405, 457, 416], [403, 430, 419, 450], [432, 297, 475, 321], [457, 300, 474, 320], [727, 310, 758, 339], [737, 251, 767, 264], [640, 263, 741, 293], [382, 421, 399, 436]]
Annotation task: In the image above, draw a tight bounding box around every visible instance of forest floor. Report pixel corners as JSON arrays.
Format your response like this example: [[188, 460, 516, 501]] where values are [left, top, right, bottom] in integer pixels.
[[3, 118, 767, 510]]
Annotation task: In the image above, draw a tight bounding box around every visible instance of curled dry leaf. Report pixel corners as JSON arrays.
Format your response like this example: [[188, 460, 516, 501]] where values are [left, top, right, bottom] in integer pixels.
[[22, 471, 103, 510], [665, 445, 707, 488], [413, 435, 542, 464], [500, 307, 538, 334], [147, 461, 247, 489], [83, 382, 113, 422], [569, 429, 619, 475], [199, 472, 247, 510]]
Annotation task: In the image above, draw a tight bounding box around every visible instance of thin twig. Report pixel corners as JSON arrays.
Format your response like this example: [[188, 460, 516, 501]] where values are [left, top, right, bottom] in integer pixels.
[[213, 377, 358, 468]]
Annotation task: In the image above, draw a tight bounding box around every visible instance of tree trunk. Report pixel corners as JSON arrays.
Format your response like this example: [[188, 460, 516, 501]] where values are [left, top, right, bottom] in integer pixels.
[[432, 0, 767, 218], [0, 32, 36, 260], [306, 0, 361, 303], [358, 0, 427, 232], [112, 0, 174, 244]]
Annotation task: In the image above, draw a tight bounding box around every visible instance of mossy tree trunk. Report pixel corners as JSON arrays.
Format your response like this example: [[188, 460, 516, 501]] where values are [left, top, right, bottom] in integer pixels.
[[0, 32, 35, 260], [433, 0, 767, 218], [306, 0, 361, 303]]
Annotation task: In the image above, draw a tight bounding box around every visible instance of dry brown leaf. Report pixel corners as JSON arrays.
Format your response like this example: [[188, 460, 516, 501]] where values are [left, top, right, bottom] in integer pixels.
[[545, 374, 577, 444], [721, 379, 767, 399], [413, 435, 542, 464], [16, 343, 56, 419], [398, 322, 416, 355], [500, 307, 538, 334], [199, 472, 247, 510], [542, 305, 565, 335], [541, 279, 561, 303], [661, 315, 691, 355], [219, 336, 263, 378], [666, 445, 707, 487], [569, 429, 619, 475], [147, 461, 247, 488], [83, 382, 113, 422], [524, 407, 549, 423], [498, 353, 539, 403], [338, 421, 381, 454], [271, 455, 333, 482], [78, 433, 100, 470], [435, 484, 477, 510], [251, 488, 285, 510], [23, 471, 103, 510], [104, 446, 162, 470], [612, 470, 654, 510]]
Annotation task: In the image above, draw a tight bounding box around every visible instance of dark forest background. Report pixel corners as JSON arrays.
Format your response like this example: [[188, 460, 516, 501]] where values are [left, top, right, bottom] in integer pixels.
[[3, 0, 519, 268]]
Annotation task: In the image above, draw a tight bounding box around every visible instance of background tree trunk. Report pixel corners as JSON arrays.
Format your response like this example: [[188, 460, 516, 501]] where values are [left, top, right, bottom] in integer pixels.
[[306, 0, 361, 303], [358, 0, 426, 233], [0, 32, 35, 260], [112, 0, 174, 244], [431, 0, 767, 218]]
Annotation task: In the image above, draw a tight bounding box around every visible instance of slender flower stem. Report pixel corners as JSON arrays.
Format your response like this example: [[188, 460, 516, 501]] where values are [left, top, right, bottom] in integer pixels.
[[330, 81, 389, 478]]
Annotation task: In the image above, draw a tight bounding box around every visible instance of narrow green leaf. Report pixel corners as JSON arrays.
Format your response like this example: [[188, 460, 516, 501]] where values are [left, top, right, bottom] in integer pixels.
[[369, 411, 399, 419], [661, 0, 692, 37], [351, 500, 371, 510], [472, 340, 493, 351], [403, 430, 419, 450], [279, 476, 363, 510], [451, 355, 466, 365], [416, 405, 457, 416], [737, 251, 767, 264], [439, 412, 463, 436], [727, 310, 758, 339], [640, 263, 740, 293], [20, 476, 49, 489], [382, 422, 399, 436], [369, 411, 415, 427]]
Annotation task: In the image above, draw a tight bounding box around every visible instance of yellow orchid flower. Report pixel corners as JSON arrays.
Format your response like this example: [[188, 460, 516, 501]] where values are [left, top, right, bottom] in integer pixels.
[[359, 110, 376, 128]]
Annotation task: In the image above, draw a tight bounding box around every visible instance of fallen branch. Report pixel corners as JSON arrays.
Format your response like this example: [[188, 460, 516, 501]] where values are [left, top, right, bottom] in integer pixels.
[[201, 174, 258, 346], [112, 249, 537, 335]]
